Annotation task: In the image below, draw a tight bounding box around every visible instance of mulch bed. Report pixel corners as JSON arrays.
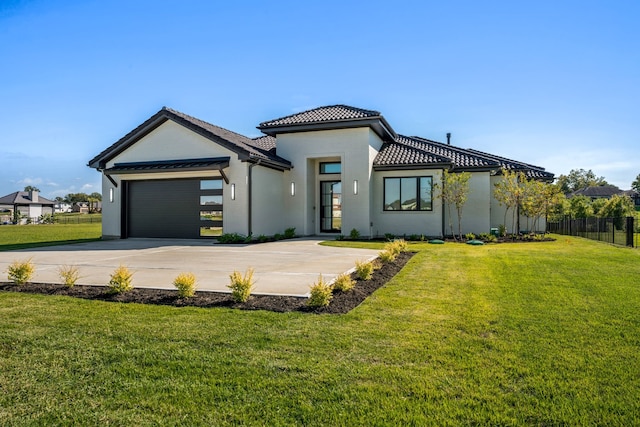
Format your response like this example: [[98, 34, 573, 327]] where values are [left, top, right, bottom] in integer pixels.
[[0, 252, 414, 314]]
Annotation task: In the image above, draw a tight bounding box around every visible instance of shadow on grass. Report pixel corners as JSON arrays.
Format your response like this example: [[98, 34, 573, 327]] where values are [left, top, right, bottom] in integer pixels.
[[0, 238, 102, 252]]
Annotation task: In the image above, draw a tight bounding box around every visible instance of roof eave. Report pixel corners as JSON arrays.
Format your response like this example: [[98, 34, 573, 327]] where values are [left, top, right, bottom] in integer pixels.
[[373, 162, 452, 171], [258, 117, 397, 141]]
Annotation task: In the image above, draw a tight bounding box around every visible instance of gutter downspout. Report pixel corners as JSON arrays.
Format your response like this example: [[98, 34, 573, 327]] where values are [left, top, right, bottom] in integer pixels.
[[441, 169, 446, 238], [247, 159, 262, 236]]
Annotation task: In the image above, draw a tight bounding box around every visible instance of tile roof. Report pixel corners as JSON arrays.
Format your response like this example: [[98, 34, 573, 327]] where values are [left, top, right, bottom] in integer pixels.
[[374, 136, 453, 168], [0, 191, 55, 205], [569, 185, 623, 198], [465, 148, 554, 180], [402, 136, 500, 169], [259, 105, 382, 128], [249, 135, 277, 152]]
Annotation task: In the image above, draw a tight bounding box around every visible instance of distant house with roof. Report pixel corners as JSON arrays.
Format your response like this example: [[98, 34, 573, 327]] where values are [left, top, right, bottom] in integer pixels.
[[89, 105, 554, 239], [568, 185, 640, 207], [0, 191, 55, 224]]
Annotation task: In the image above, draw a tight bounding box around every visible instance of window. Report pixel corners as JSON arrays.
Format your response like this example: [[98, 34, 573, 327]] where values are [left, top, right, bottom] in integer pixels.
[[200, 179, 223, 190], [383, 176, 432, 211], [320, 162, 341, 174], [200, 195, 222, 206]]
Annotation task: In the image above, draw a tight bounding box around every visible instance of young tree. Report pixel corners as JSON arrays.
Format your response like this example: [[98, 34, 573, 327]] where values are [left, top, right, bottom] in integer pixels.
[[568, 195, 593, 218], [494, 169, 527, 235], [438, 170, 471, 240], [599, 194, 635, 229]]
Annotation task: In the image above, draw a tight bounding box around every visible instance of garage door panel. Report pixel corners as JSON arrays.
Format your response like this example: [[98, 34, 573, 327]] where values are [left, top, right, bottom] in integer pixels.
[[128, 179, 202, 238]]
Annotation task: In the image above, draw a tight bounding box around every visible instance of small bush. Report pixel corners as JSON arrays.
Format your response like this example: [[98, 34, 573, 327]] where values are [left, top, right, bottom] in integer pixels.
[[498, 224, 507, 237], [335, 234, 345, 241], [174, 272, 197, 298], [384, 233, 395, 241], [409, 234, 420, 241], [465, 233, 476, 240], [332, 273, 355, 292], [228, 268, 254, 303], [308, 275, 333, 307], [244, 234, 254, 244], [7, 258, 35, 285], [274, 233, 284, 241], [349, 228, 360, 240], [385, 239, 408, 256], [355, 260, 374, 281], [485, 235, 498, 243], [108, 265, 134, 294], [218, 233, 246, 244], [58, 265, 80, 287], [257, 234, 269, 243], [284, 227, 296, 239], [379, 249, 396, 263]]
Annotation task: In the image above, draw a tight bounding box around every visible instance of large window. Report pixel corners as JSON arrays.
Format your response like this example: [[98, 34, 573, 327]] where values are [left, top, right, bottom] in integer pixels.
[[320, 162, 341, 174], [384, 176, 432, 211]]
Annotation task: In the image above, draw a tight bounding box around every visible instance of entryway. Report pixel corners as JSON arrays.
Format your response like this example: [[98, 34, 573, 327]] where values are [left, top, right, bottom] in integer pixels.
[[320, 181, 341, 233]]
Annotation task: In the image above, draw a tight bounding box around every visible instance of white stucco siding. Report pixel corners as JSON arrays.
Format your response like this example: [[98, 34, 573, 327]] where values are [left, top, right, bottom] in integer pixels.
[[277, 128, 382, 236], [372, 169, 444, 238], [251, 166, 285, 236], [444, 171, 491, 236]]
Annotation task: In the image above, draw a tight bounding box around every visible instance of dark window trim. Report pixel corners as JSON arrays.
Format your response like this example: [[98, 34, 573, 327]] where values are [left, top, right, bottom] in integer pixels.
[[319, 162, 341, 174], [383, 176, 433, 212]]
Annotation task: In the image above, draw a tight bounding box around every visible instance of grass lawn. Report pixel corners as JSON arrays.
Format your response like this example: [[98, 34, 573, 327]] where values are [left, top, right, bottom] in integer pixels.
[[1, 236, 639, 425], [0, 223, 102, 251]]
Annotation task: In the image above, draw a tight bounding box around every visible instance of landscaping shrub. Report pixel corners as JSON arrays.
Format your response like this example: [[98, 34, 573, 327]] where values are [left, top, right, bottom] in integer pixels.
[[218, 233, 246, 244], [173, 272, 197, 298], [284, 227, 296, 239], [274, 233, 284, 241], [228, 268, 254, 303], [7, 258, 35, 285], [465, 233, 476, 240], [498, 224, 507, 237], [349, 228, 360, 240], [379, 249, 396, 263], [257, 234, 269, 243], [58, 265, 80, 287], [384, 233, 395, 241], [108, 265, 134, 294], [332, 273, 355, 292], [308, 275, 333, 307], [385, 239, 408, 256], [355, 260, 374, 280], [243, 234, 253, 244]]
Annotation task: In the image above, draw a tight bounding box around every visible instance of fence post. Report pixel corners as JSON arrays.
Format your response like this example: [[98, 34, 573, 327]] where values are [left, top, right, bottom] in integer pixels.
[[627, 216, 635, 247]]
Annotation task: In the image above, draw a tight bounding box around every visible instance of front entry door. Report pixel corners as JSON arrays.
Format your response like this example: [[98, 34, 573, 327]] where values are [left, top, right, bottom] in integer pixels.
[[320, 181, 341, 233]]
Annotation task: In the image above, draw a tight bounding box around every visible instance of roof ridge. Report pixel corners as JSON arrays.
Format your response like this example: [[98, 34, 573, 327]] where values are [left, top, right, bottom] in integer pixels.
[[259, 104, 382, 128]]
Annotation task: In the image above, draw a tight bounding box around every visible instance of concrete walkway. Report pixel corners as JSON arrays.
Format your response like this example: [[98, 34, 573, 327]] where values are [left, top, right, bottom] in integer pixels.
[[0, 238, 380, 297]]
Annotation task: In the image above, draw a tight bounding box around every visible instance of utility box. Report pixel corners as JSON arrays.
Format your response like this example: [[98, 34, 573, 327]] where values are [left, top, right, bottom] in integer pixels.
[[490, 228, 499, 237]]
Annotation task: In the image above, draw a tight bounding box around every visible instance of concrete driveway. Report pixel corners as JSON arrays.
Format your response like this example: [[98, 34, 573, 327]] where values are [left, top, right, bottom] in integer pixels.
[[0, 238, 379, 297]]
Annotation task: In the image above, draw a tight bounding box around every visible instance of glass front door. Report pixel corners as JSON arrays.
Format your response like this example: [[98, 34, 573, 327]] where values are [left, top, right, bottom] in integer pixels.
[[320, 181, 341, 233]]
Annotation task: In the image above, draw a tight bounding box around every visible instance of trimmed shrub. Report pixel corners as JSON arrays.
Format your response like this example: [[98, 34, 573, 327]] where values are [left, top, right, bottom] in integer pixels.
[[349, 228, 360, 240], [284, 227, 296, 239], [465, 233, 476, 240], [308, 275, 333, 307], [58, 265, 80, 287], [355, 260, 374, 281], [7, 258, 35, 285], [108, 265, 134, 294], [379, 249, 396, 263], [228, 268, 254, 303], [332, 273, 355, 292], [384, 233, 395, 241], [218, 233, 246, 244], [174, 272, 198, 298]]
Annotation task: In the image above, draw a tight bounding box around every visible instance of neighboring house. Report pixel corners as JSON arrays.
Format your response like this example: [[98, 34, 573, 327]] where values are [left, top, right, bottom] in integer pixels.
[[568, 185, 640, 207], [0, 191, 55, 224], [72, 202, 90, 213], [88, 105, 554, 240], [55, 202, 73, 213]]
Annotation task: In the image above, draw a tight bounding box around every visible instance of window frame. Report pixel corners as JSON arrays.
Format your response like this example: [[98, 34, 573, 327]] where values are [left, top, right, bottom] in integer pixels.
[[383, 176, 433, 211], [319, 162, 341, 174]]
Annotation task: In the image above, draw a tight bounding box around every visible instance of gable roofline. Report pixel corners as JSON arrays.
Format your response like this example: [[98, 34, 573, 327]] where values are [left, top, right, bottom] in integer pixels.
[[88, 107, 291, 171], [0, 191, 55, 206], [257, 104, 398, 141]]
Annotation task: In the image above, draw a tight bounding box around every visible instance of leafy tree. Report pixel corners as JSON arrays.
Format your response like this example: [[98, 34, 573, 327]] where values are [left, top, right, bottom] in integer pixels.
[[437, 170, 471, 240], [54, 196, 65, 203], [556, 169, 608, 193], [599, 195, 635, 229], [89, 192, 102, 201], [591, 198, 608, 217], [24, 185, 40, 192], [64, 193, 90, 204], [632, 174, 640, 193], [494, 169, 527, 235], [568, 195, 593, 219]]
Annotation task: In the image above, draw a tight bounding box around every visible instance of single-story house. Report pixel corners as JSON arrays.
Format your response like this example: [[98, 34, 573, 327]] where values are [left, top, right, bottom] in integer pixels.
[[55, 202, 73, 213], [568, 185, 640, 207], [88, 105, 554, 240], [0, 191, 55, 224]]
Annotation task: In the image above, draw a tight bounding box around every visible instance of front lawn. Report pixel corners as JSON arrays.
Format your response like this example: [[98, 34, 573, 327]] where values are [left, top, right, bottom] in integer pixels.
[[0, 223, 102, 251], [1, 236, 639, 425]]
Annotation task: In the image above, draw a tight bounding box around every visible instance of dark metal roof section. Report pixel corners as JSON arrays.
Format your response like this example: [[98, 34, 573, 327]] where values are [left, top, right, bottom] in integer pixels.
[[257, 104, 397, 141], [88, 107, 291, 171], [104, 157, 231, 175], [374, 136, 453, 170], [0, 191, 55, 205]]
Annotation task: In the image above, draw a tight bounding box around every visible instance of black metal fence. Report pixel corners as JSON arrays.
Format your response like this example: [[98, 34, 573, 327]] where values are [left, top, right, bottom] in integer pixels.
[[547, 216, 637, 248]]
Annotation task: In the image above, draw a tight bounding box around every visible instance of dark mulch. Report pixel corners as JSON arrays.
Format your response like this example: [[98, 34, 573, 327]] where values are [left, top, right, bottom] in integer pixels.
[[0, 252, 414, 314]]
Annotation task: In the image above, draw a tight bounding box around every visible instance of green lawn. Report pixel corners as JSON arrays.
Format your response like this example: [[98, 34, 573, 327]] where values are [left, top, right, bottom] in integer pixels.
[[0, 223, 102, 251], [1, 236, 639, 425]]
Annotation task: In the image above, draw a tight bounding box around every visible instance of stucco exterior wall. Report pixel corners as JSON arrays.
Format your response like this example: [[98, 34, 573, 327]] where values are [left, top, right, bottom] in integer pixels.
[[251, 166, 285, 236], [444, 171, 492, 236], [371, 169, 444, 238], [276, 127, 383, 237]]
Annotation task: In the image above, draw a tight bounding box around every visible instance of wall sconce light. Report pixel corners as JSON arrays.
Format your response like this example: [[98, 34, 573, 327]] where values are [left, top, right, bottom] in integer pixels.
[[290, 182, 295, 196], [353, 180, 358, 195], [231, 183, 236, 200], [109, 188, 114, 203]]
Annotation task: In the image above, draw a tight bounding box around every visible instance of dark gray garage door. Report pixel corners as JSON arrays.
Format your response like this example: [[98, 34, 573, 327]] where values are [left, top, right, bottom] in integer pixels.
[[126, 178, 222, 238]]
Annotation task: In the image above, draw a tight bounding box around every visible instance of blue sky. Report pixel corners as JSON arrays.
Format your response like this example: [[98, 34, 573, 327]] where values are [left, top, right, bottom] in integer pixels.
[[1, 0, 638, 199]]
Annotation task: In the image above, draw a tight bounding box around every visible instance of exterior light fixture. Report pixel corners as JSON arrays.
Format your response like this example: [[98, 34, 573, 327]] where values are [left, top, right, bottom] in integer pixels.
[[353, 180, 358, 195], [231, 183, 236, 200], [109, 188, 114, 203], [290, 182, 295, 196]]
